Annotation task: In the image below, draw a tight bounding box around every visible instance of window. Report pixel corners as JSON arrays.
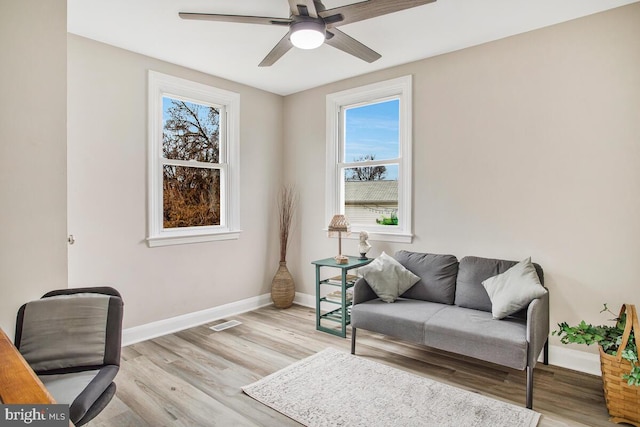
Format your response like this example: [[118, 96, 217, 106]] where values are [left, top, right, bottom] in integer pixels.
[[147, 71, 240, 247], [326, 76, 412, 243]]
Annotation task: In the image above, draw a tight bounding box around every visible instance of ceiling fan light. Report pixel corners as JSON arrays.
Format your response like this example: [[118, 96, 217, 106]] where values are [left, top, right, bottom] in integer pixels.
[[290, 22, 325, 50]]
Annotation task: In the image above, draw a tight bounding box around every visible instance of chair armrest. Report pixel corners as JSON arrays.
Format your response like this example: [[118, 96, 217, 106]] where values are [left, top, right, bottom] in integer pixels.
[[68, 365, 119, 424], [526, 290, 549, 368], [352, 278, 378, 305]]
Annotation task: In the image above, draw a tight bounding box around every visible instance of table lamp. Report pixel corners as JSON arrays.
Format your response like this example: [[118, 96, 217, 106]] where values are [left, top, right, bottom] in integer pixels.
[[328, 214, 350, 264]]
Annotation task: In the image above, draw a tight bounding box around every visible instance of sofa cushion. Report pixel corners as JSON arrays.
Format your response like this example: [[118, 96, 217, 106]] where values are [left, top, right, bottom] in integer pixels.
[[454, 256, 544, 313], [351, 299, 448, 343], [358, 252, 420, 303], [482, 257, 548, 319], [423, 305, 528, 370], [396, 251, 458, 304]]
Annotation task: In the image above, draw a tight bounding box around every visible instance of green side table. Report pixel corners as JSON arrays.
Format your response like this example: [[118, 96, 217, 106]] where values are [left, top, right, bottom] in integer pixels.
[[312, 256, 373, 338]]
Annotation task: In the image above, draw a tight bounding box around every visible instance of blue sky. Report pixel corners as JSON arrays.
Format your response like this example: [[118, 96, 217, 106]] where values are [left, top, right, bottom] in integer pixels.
[[344, 98, 399, 180], [162, 96, 177, 121]]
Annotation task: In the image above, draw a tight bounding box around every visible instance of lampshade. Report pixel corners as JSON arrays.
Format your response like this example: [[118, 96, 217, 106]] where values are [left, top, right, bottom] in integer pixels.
[[328, 214, 350, 264], [290, 20, 325, 50], [327, 214, 350, 234]]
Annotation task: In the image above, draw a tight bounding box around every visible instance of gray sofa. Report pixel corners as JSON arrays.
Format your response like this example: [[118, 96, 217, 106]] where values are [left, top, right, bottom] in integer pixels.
[[350, 251, 549, 409]]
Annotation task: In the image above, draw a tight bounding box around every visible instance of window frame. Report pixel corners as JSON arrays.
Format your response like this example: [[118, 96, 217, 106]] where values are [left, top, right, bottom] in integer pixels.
[[147, 70, 241, 247], [325, 76, 413, 243]]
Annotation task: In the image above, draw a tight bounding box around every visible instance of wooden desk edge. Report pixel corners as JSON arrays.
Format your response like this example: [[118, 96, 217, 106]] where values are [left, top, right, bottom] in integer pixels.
[[0, 327, 56, 404]]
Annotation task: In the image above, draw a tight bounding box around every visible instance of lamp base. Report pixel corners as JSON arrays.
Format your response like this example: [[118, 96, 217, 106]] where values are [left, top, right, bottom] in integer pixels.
[[335, 255, 349, 265]]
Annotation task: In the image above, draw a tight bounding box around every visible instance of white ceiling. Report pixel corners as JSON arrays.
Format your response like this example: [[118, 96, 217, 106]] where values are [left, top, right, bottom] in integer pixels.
[[68, 0, 638, 96]]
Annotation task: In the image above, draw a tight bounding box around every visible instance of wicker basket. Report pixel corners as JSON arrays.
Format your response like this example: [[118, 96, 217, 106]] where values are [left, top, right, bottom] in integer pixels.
[[599, 304, 640, 426]]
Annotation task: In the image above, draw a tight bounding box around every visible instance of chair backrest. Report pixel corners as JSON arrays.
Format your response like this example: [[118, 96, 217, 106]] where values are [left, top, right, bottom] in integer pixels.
[[15, 287, 123, 374]]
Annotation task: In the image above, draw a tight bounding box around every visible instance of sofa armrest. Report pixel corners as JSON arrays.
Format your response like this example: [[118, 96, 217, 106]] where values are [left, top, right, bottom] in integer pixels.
[[526, 290, 549, 368], [352, 278, 378, 305]]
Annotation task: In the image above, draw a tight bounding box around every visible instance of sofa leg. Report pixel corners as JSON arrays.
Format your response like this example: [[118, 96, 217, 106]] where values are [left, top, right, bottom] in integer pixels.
[[351, 328, 356, 355], [526, 366, 533, 409], [543, 339, 549, 365]]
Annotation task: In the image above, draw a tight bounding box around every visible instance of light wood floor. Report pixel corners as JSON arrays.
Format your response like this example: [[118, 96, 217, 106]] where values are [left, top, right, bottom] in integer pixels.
[[89, 304, 617, 426]]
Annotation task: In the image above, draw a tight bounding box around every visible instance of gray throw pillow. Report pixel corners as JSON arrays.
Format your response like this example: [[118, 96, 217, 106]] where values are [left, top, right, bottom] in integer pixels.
[[396, 251, 458, 304], [482, 257, 547, 319], [359, 252, 420, 303]]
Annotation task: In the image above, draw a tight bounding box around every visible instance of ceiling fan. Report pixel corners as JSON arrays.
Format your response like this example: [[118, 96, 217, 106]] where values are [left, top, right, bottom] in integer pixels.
[[179, 0, 436, 67]]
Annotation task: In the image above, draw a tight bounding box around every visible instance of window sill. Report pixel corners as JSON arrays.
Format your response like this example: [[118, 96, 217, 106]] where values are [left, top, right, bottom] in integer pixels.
[[147, 230, 241, 247], [325, 229, 413, 244]]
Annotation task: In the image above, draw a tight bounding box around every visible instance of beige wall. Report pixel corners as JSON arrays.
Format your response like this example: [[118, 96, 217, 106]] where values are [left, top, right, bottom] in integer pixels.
[[0, 0, 68, 335], [67, 35, 283, 328], [285, 3, 640, 353]]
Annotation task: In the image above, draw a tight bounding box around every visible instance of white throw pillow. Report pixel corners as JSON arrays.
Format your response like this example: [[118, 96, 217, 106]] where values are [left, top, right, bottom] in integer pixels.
[[359, 252, 420, 303], [482, 257, 547, 319]]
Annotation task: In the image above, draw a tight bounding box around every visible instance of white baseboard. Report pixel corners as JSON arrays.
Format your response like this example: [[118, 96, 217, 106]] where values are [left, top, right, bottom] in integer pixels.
[[122, 293, 273, 346], [547, 345, 601, 376], [123, 291, 602, 378], [294, 292, 315, 308]]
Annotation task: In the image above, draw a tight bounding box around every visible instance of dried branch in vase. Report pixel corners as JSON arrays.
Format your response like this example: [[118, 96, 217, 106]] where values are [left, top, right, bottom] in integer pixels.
[[278, 185, 297, 263]]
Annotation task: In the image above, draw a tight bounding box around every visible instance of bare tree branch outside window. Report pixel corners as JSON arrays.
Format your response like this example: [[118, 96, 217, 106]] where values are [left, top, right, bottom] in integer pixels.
[[345, 154, 387, 181], [162, 98, 221, 228]]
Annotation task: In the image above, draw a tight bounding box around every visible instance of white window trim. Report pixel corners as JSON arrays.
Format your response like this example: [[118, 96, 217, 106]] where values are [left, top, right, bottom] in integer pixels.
[[326, 75, 413, 243], [147, 70, 241, 247]]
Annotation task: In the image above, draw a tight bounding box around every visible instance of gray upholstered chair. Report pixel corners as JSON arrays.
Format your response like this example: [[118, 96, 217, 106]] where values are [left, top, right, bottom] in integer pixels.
[[14, 287, 123, 426]]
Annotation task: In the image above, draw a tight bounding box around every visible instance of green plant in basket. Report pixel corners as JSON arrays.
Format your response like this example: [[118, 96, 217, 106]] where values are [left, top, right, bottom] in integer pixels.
[[553, 304, 640, 386]]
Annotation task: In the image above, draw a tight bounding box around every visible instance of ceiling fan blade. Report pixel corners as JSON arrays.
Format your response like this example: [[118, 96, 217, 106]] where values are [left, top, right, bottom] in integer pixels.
[[322, 13, 344, 27], [325, 28, 381, 63], [319, 0, 436, 27], [259, 34, 294, 67], [179, 12, 291, 26], [287, 0, 318, 18]]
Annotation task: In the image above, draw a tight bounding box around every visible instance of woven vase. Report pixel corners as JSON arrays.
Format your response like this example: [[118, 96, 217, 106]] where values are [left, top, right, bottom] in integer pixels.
[[271, 262, 295, 309]]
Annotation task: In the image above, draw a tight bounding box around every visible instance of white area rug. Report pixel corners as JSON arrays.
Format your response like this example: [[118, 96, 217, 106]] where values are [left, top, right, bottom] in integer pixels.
[[243, 347, 540, 427]]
